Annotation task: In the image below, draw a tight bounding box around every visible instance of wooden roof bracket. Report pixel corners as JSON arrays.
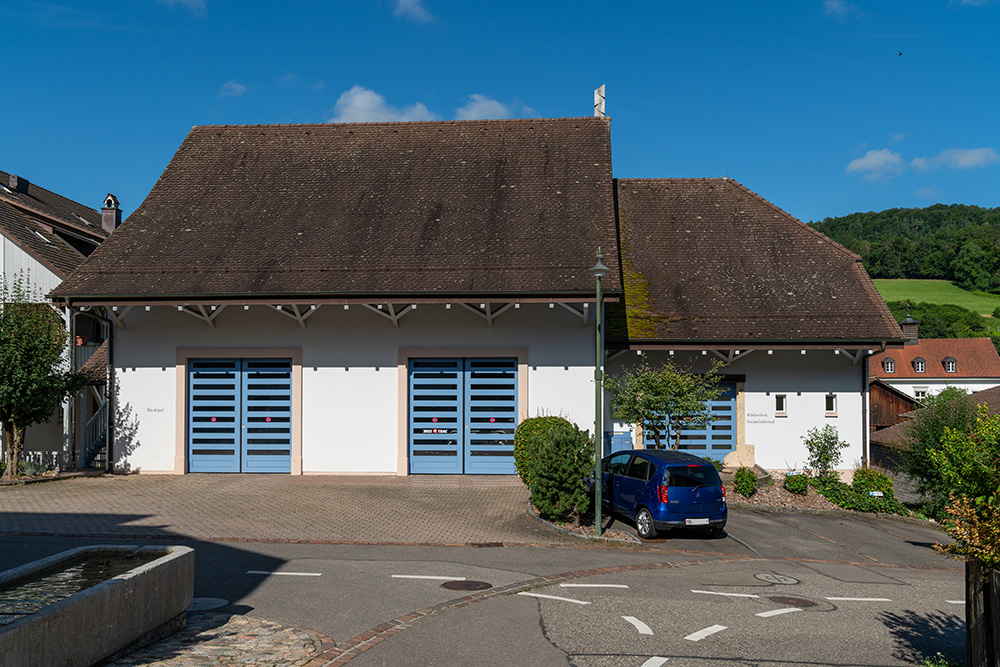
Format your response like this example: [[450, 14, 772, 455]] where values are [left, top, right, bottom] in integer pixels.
[[108, 305, 133, 329], [709, 348, 752, 365], [459, 302, 514, 328], [838, 348, 875, 366], [361, 303, 412, 328], [271, 304, 321, 329], [179, 304, 228, 329], [557, 301, 590, 326]]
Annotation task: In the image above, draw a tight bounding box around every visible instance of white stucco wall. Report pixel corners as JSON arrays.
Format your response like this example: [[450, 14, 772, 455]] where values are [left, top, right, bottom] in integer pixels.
[[111, 303, 597, 474], [879, 378, 1000, 399], [606, 349, 869, 473]]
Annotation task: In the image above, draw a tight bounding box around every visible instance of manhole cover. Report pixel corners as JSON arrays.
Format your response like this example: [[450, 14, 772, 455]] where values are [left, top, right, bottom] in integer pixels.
[[769, 596, 816, 607], [188, 597, 230, 612], [441, 580, 491, 591], [755, 573, 798, 585]]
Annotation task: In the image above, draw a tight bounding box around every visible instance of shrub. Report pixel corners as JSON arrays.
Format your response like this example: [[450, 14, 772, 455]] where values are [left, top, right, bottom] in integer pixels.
[[812, 477, 909, 515], [802, 425, 849, 481], [528, 420, 594, 523], [851, 467, 894, 495], [513, 415, 572, 487], [733, 467, 757, 498], [784, 473, 808, 495]]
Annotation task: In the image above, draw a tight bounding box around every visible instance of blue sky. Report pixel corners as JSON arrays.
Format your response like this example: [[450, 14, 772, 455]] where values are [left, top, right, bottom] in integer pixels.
[[3, 0, 999, 223]]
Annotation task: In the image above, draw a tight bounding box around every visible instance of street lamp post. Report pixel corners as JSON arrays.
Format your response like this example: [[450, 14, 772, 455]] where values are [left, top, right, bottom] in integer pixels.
[[590, 248, 610, 537]]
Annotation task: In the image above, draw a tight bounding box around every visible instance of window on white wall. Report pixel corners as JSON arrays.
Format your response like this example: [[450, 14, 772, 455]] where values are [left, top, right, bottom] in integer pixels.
[[915, 387, 928, 400], [825, 393, 837, 416], [775, 394, 787, 416]]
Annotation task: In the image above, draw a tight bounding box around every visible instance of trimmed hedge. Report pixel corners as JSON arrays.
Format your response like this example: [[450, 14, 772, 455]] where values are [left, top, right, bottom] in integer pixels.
[[528, 420, 594, 522], [513, 416, 573, 487], [811, 475, 909, 515]]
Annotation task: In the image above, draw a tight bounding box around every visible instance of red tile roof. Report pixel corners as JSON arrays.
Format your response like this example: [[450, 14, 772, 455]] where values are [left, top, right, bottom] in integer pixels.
[[611, 178, 904, 344], [871, 338, 1000, 379], [54, 118, 619, 301]]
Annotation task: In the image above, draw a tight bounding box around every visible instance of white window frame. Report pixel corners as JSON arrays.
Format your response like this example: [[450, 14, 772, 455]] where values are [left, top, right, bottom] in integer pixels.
[[882, 359, 895, 373], [914, 387, 928, 400], [945, 359, 957, 373], [775, 394, 787, 417], [914, 359, 926, 373], [825, 393, 837, 417]]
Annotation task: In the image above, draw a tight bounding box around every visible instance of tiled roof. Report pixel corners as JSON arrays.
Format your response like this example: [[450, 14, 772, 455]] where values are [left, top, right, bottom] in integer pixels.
[[79, 340, 108, 384], [871, 338, 1000, 379], [54, 118, 619, 300], [0, 170, 107, 279], [611, 178, 904, 343]]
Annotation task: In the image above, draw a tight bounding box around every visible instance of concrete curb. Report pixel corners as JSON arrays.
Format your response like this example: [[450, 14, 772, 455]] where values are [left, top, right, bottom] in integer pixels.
[[525, 501, 642, 545]]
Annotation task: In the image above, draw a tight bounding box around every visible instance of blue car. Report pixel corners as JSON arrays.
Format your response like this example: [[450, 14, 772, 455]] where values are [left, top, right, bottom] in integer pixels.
[[592, 450, 727, 539]]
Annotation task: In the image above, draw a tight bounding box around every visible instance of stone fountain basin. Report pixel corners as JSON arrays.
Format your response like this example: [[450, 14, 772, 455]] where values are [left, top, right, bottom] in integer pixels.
[[0, 545, 194, 667]]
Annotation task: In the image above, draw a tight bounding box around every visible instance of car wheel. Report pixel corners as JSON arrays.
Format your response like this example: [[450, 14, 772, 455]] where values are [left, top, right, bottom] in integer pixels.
[[635, 507, 657, 539]]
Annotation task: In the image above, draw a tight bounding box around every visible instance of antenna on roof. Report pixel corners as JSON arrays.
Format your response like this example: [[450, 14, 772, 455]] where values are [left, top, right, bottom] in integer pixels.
[[594, 84, 605, 118]]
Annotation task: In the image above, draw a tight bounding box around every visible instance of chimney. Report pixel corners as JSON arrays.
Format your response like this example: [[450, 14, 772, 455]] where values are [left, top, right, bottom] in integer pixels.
[[101, 193, 121, 232], [900, 316, 919, 345], [594, 84, 606, 118], [8, 174, 30, 194]]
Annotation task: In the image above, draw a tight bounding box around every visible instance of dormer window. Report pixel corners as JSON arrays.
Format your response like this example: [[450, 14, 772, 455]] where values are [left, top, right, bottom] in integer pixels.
[[882, 359, 895, 374], [913, 358, 926, 373], [944, 357, 957, 373]]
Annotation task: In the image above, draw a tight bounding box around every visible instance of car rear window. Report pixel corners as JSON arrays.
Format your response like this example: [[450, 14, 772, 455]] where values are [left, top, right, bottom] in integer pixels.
[[664, 465, 721, 487]]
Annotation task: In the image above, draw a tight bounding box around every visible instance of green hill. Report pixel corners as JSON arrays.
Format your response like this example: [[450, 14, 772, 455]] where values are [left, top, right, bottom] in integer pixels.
[[873, 279, 1000, 316], [812, 204, 1000, 294]]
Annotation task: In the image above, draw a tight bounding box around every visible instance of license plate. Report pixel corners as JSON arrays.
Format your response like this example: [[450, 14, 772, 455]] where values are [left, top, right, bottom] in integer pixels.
[[685, 518, 710, 526]]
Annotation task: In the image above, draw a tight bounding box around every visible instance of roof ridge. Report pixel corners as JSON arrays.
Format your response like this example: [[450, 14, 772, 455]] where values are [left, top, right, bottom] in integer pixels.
[[193, 117, 607, 131]]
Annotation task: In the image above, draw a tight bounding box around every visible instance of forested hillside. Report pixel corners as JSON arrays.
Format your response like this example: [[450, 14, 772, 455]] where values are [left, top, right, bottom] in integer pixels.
[[812, 204, 1000, 294]]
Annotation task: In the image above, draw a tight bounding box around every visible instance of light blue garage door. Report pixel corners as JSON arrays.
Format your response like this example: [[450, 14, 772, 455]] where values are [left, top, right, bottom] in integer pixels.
[[188, 358, 292, 473], [408, 358, 518, 474], [643, 383, 737, 460]]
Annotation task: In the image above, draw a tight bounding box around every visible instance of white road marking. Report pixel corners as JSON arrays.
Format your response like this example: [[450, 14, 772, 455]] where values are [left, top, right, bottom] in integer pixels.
[[622, 616, 654, 635], [391, 575, 466, 581], [691, 589, 759, 598], [247, 570, 322, 577], [560, 583, 629, 588], [517, 592, 591, 605], [825, 597, 892, 602], [684, 624, 727, 641], [640, 658, 669, 666], [946, 600, 965, 605], [756, 607, 802, 618]]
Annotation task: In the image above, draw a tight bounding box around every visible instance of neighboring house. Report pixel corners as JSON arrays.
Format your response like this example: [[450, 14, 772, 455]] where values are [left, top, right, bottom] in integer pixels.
[[52, 117, 904, 476], [870, 317, 1000, 400], [0, 170, 115, 467], [605, 178, 903, 472], [869, 378, 918, 432]]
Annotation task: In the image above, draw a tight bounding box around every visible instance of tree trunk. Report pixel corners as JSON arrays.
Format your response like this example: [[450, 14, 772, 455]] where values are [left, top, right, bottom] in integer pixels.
[[2, 423, 24, 481]]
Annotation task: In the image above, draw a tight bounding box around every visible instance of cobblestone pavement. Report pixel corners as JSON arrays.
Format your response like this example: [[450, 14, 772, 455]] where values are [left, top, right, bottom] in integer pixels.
[[0, 473, 557, 545], [1, 473, 574, 665]]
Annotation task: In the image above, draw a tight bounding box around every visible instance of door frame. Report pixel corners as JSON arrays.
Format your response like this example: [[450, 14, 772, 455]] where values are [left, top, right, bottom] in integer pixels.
[[397, 347, 528, 476], [175, 348, 303, 474]]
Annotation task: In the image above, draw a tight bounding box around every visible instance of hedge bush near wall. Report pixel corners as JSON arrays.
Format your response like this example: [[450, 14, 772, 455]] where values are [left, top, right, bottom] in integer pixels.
[[513, 416, 572, 487], [784, 473, 808, 495], [527, 420, 593, 523], [733, 467, 757, 498], [810, 470, 909, 515]]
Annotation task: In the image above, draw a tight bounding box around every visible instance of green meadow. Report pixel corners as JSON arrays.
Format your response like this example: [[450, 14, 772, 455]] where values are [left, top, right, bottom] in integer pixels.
[[873, 279, 1000, 316]]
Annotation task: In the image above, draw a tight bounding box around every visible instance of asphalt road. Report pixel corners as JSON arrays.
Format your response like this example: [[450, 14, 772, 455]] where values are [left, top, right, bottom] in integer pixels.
[[0, 505, 964, 666]]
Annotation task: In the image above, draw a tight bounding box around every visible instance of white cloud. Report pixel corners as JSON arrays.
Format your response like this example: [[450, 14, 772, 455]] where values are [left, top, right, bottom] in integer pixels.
[[218, 81, 247, 98], [328, 85, 437, 123], [278, 73, 298, 87], [912, 147, 1000, 171], [159, 0, 206, 15], [455, 94, 511, 120], [958, 0, 992, 6], [393, 0, 434, 23], [890, 132, 906, 143], [823, 0, 857, 19], [846, 149, 904, 181]]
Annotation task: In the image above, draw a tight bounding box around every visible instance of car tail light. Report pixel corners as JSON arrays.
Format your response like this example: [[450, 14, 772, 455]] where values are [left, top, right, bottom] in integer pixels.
[[657, 485, 669, 504], [722, 485, 726, 503]]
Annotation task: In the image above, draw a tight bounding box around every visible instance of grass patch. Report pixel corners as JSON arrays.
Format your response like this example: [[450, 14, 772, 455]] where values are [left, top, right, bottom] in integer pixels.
[[873, 279, 1000, 316]]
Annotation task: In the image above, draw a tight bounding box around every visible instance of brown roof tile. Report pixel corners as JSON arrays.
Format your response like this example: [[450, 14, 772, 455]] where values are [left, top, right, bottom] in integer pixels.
[[871, 338, 1000, 379], [612, 178, 904, 343], [0, 170, 107, 279], [54, 118, 619, 300]]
